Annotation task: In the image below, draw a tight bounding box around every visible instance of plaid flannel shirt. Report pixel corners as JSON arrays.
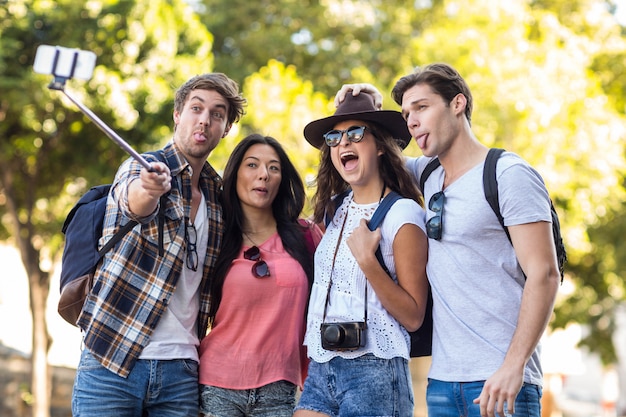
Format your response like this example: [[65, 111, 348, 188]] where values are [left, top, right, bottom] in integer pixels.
[[77, 140, 224, 377]]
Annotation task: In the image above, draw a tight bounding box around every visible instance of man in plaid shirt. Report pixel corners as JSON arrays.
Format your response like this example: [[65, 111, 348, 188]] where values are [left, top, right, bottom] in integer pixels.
[[72, 73, 246, 417]]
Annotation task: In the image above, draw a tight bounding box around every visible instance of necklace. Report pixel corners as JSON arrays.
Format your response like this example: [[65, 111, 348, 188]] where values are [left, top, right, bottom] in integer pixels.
[[351, 183, 386, 205], [242, 227, 274, 235], [243, 231, 260, 247], [242, 230, 283, 254]]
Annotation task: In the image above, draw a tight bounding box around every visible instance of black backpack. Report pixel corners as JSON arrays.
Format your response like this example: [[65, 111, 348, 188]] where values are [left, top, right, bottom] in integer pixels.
[[420, 148, 567, 282], [326, 190, 433, 357], [58, 151, 168, 325]]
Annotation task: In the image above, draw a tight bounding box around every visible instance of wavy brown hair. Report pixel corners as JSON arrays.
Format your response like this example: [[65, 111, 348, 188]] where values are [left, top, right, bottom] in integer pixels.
[[311, 121, 423, 225]]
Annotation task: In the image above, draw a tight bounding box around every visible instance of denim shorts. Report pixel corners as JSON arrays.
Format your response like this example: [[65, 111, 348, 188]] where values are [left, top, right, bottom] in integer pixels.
[[426, 379, 542, 417], [295, 354, 414, 417], [72, 349, 199, 417], [199, 380, 296, 417]]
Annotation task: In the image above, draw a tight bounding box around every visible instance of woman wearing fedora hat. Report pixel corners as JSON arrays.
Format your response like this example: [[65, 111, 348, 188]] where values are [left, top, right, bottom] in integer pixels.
[[294, 93, 430, 417]]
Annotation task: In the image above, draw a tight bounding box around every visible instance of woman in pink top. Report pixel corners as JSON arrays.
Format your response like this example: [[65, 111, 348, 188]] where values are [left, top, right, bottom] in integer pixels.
[[199, 134, 322, 417]]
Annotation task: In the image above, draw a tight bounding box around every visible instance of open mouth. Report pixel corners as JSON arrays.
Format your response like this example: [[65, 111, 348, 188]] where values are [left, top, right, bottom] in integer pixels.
[[340, 152, 359, 170], [193, 130, 208, 141], [415, 133, 428, 149]]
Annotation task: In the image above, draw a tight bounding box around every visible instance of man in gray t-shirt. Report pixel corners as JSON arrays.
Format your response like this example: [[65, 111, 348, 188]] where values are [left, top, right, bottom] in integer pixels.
[[335, 64, 560, 417]]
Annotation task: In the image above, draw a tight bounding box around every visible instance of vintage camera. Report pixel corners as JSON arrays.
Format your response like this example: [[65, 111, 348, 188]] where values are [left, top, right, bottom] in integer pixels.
[[320, 322, 366, 351], [33, 45, 96, 80]]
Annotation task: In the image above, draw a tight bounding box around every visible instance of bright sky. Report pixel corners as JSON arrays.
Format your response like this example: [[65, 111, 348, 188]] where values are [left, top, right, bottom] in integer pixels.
[[0, 244, 82, 368], [617, 1, 626, 25]]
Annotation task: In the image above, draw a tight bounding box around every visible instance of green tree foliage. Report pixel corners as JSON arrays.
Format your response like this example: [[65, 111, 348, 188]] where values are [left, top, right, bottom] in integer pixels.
[[239, 60, 330, 213], [200, 0, 626, 364], [209, 59, 331, 214], [194, 0, 440, 97], [551, 194, 626, 363], [397, 0, 626, 363], [1, 0, 215, 252], [1, 0, 626, 401], [0, 1, 216, 415]]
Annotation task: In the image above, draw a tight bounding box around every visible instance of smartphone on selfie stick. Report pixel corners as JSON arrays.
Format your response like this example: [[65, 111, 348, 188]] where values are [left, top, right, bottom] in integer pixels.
[[33, 45, 155, 172]]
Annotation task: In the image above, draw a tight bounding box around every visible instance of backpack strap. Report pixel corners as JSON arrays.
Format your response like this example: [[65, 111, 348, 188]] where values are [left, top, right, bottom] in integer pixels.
[[368, 191, 402, 274], [325, 190, 402, 273], [298, 218, 316, 256], [365, 190, 433, 358], [421, 151, 510, 242], [482, 148, 510, 241], [97, 221, 137, 257], [369, 191, 402, 229], [483, 148, 567, 282], [97, 150, 169, 259], [419, 158, 441, 193]]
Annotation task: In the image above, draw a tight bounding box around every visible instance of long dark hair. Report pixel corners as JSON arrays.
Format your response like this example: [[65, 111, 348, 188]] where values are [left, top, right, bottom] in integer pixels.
[[312, 121, 423, 225], [208, 134, 313, 323]]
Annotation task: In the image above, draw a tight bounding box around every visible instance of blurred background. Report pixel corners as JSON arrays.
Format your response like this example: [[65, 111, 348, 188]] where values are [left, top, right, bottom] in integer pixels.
[[1, 0, 626, 416]]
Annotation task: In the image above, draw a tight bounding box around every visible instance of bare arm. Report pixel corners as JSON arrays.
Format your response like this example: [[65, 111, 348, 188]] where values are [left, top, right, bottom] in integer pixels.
[[474, 221, 560, 417], [346, 220, 429, 331], [127, 162, 171, 217], [334, 83, 384, 109]]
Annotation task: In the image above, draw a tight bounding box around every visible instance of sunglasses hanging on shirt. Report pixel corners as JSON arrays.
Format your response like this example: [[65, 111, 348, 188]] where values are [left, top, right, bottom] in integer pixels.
[[426, 191, 445, 240], [243, 245, 271, 278]]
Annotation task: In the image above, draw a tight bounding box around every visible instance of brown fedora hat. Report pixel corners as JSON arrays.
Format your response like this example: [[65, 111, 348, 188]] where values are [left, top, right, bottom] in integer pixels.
[[304, 92, 411, 149]]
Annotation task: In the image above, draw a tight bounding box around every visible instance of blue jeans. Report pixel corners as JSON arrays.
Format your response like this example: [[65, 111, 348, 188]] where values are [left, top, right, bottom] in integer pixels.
[[426, 379, 542, 417], [200, 380, 296, 417], [72, 349, 199, 417], [295, 354, 414, 417]]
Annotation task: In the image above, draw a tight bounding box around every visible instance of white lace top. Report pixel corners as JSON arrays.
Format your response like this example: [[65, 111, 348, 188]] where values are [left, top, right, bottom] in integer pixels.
[[303, 192, 426, 362]]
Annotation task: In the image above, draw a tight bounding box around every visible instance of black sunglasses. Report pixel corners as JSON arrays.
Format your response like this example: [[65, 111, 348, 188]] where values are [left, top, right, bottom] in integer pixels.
[[323, 125, 367, 147], [185, 220, 199, 271], [243, 246, 271, 278], [426, 191, 445, 240]]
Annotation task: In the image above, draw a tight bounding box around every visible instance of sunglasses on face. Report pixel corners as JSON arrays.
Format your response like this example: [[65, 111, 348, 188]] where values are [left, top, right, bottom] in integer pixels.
[[426, 191, 445, 240], [323, 125, 367, 147], [243, 246, 271, 278]]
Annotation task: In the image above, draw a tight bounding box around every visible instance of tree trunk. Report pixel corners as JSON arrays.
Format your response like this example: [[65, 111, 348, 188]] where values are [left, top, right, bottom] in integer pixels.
[[614, 304, 626, 416], [2, 166, 53, 417], [29, 268, 52, 417]]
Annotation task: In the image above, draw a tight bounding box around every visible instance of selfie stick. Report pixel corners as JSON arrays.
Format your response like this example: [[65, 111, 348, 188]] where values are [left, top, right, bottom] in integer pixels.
[[48, 77, 155, 172]]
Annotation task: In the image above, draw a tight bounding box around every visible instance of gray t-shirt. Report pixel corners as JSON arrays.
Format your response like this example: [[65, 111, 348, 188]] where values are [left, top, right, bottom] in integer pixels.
[[406, 152, 551, 386]]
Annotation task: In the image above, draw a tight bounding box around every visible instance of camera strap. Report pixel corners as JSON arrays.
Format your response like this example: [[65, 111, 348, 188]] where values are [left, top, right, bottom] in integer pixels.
[[322, 194, 368, 326], [322, 193, 368, 326], [322, 187, 400, 326]]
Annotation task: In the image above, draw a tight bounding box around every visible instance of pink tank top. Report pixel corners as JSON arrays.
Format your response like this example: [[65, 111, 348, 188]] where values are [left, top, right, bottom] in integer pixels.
[[198, 232, 310, 389]]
